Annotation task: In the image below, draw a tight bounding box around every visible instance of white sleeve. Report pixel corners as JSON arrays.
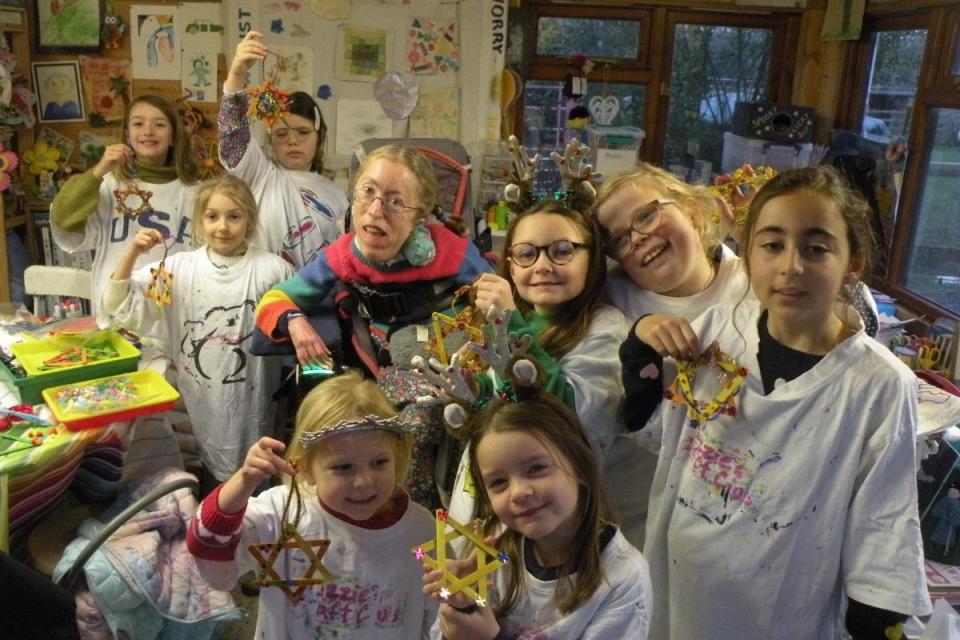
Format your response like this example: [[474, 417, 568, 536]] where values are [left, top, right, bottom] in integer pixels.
[[842, 371, 932, 617], [562, 306, 629, 461], [97, 258, 168, 347], [50, 180, 112, 254]]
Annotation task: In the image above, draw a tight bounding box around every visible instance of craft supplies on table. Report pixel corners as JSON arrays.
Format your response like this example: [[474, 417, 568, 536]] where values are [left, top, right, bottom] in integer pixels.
[[43, 369, 179, 431], [8, 331, 140, 403]]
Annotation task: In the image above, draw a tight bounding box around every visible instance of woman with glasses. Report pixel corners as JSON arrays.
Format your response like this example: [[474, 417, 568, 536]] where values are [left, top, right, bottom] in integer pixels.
[[256, 144, 492, 505], [219, 30, 348, 269], [444, 199, 630, 527]]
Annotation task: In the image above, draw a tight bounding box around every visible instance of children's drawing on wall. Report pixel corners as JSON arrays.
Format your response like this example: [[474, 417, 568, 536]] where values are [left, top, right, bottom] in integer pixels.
[[304, 0, 349, 21], [335, 98, 393, 154], [409, 87, 458, 139], [182, 53, 217, 103], [407, 18, 460, 75], [35, 0, 100, 51], [262, 45, 313, 94], [180, 2, 225, 55], [130, 5, 180, 81], [335, 26, 391, 82], [31, 61, 85, 123], [79, 55, 131, 126], [38, 126, 76, 165]]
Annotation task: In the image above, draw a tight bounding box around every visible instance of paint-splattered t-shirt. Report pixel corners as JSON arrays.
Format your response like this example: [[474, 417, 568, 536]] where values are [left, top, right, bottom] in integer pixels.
[[642, 301, 931, 639]]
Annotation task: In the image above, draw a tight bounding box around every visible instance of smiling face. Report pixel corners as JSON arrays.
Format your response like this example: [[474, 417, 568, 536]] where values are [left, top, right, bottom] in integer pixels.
[[305, 430, 399, 522], [352, 158, 421, 263], [476, 429, 581, 563], [747, 190, 857, 348], [269, 112, 318, 172], [508, 213, 590, 315], [126, 102, 173, 167], [199, 192, 251, 256], [595, 180, 713, 297]]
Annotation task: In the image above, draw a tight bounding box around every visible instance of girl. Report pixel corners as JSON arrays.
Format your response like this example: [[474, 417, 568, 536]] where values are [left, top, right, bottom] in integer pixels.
[[51, 95, 200, 323], [187, 371, 437, 639], [623, 166, 930, 639], [220, 30, 348, 269], [256, 144, 491, 506], [449, 200, 627, 521], [100, 174, 293, 485], [423, 393, 651, 639], [593, 163, 878, 545]]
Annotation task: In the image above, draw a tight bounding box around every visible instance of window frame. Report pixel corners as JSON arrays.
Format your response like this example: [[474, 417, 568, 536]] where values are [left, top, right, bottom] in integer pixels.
[[517, 2, 801, 164], [839, 6, 960, 320]]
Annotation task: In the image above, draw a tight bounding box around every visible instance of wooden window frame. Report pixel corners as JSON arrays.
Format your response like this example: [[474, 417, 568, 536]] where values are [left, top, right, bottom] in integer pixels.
[[839, 6, 960, 320], [517, 3, 800, 164]]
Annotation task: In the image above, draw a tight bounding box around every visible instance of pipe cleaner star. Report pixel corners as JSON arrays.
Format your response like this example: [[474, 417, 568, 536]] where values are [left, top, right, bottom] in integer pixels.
[[245, 79, 291, 129], [248, 523, 334, 605], [665, 341, 748, 427], [414, 509, 506, 608]]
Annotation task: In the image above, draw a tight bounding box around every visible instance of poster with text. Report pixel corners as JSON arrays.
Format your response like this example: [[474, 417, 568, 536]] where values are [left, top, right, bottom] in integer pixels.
[[130, 5, 181, 80]]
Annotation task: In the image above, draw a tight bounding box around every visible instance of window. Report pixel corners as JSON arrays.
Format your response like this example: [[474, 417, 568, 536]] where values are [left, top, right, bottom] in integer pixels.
[[844, 7, 960, 317], [516, 2, 798, 191]]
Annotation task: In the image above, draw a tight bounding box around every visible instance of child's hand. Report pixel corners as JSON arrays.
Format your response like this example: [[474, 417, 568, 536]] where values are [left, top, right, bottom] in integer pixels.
[[92, 143, 133, 179], [288, 316, 333, 367], [229, 31, 267, 80], [240, 437, 296, 486], [635, 314, 700, 360], [130, 229, 164, 255], [437, 601, 500, 640], [473, 273, 516, 315]]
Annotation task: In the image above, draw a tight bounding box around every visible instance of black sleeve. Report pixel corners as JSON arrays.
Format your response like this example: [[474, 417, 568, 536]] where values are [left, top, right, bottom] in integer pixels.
[[845, 598, 908, 640], [620, 321, 665, 432]]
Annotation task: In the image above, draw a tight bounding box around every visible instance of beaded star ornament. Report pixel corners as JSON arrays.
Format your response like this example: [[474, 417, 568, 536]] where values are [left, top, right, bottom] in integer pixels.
[[145, 237, 175, 307], [709, 165, 777, 226], [413, 509, 507, 608], [247, 463, 334, 605], [245, 78, 291, 129], [113, 156, 154, 220], [665, 341, 749, 427]]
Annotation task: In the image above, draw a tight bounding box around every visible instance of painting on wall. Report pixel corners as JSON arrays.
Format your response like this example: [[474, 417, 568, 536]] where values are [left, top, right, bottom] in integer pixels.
[[409, 87, 459, 139], [262, 45, 313, 94], [34, 0, 101, 53], [32, 61, 85, 123], [335, 98, 393, 154], [407, 18, 460, 75], [130, 4, 180, 81], [79, 55, 131, 126], [335, 25, 391, 83]]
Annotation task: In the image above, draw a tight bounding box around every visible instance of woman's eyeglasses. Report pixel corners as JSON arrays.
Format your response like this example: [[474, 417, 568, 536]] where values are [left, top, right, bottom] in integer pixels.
[[352, 186, 420, 216], [604, 199, 673, 259], [271, 126, 315, 142], [507, 240, 588, 267]]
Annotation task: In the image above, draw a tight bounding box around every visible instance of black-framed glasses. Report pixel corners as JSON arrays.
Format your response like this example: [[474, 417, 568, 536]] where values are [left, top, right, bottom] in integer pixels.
[[604, 199, 674, 259], [352, 186, 420, 216], [507, 240, 589, 267], [271, 126, 315, 142]]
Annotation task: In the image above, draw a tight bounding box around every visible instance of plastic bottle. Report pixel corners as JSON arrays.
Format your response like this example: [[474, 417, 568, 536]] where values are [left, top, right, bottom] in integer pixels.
[[495, 200, 509, 230]]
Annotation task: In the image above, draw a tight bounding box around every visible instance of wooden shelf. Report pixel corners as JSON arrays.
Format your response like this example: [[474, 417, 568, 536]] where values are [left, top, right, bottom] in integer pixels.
[[3, 214, 25, 230]]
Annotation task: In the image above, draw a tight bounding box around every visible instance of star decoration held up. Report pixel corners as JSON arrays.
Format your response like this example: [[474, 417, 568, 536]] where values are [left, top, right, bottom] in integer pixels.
[[248, 523, 334, 605]]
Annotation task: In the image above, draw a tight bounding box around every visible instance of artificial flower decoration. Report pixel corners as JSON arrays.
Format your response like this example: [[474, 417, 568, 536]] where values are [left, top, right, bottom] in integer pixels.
[[571, 53, 594, 75], [23, 141, 60, 176], [0, 144, 19, 192]]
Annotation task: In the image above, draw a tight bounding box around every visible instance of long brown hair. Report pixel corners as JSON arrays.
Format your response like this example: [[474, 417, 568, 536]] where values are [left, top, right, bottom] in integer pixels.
[[499, 200, 606, 358], [116, 95, 200, 183], [467, 392, 612, 615]]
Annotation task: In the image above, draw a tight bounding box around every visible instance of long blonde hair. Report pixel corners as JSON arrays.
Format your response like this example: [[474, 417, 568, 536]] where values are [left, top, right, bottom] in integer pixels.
[[287, 370, 411, 488], [190, 174, 259, 248], [594, 163, 725, 260]]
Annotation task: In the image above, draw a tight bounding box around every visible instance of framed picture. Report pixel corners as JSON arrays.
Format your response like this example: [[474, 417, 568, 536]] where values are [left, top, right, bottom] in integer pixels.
[[32, 61, 86, 123], [33, 0, 101, 53]]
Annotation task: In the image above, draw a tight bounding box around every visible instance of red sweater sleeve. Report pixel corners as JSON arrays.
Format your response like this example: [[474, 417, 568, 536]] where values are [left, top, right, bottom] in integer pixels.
[[186, 483, 247, 561]]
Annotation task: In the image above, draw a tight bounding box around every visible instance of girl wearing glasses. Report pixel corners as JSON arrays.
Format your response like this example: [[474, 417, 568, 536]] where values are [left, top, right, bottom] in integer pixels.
[[219, 31, 348, 269], [445, 200, 629, 527], [256, 145, 492, 504]]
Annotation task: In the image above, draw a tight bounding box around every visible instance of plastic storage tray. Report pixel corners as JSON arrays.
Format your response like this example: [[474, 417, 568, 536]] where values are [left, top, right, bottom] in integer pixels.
[[720, 132, 814, 173], [10, 331, 140, 397], [0, 359, 45, 404], [42, 369, 179, 431]]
